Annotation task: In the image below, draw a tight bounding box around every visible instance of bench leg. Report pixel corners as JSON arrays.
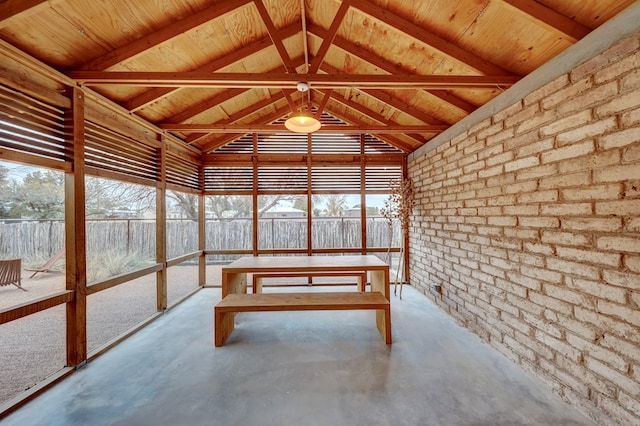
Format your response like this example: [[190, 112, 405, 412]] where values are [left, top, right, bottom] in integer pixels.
[[376, 308, 392, 344], [215, 309, 235, 347]]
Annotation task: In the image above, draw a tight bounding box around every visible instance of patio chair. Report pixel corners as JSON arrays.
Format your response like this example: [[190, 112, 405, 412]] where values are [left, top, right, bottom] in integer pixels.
[[25, 247, 64, 278], [0, 258, 26, 291]]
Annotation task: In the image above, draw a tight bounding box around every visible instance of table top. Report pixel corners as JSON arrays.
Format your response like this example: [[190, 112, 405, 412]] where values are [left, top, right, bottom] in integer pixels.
[[221, 255, 389, 273]]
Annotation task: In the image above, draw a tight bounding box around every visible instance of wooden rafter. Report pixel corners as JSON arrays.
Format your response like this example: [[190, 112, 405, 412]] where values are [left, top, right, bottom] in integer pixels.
[[0, 0, 49, 28], [314, 90, 333, 118], [350, 0, 511, 75], [123, 23, 300, 112], [324, 90, 425, 145], [79, 0, 254, 71], [67, 71, 520, 89], [252, 0, 296, 72], [309, 0, 352, 73], [307, 24, 477, 114], [499, 0, 590, 42]]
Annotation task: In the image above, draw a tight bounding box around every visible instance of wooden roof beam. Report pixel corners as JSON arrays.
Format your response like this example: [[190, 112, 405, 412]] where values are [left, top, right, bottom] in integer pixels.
[[308, 0, 351, 73], [123, 23, 300, 112], [0, 0, 50, 28], [79, 0, 254, 71], [67, 72, 520, 89], [307, 23, 476, 114], [324, 90, 426, 145], [160, 123, 448, 133], [183, 92, 287, 144], [350, 0, 511, 75], [499, 0, 590, 43], [253, 0, 297, 72], [198, 105, 293, 152], [162, 57, 305, 124]]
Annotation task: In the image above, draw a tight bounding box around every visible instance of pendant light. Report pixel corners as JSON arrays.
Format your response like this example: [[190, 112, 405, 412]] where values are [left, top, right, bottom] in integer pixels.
[[285, 82, 321, 133]]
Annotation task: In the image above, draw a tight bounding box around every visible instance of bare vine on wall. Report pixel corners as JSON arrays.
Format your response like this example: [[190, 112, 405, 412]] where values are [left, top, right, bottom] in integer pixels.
[[380, 178, 416, 297]]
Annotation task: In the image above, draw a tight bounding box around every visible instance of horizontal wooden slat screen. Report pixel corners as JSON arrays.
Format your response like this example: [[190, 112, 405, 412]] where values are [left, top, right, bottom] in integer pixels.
[[85, 121, 158, 181], [204, 166, 253, 191], [311, 133, 360, 154], [312, 166, 361, 192], [166, 153, 200, 190], [258, 166, 307, 192], [215, 134, 253, 153], [364, 134, 403, 154], [365, 165, 402, 191], [0, 85, 66, 163], [257, 133, 307, 153]]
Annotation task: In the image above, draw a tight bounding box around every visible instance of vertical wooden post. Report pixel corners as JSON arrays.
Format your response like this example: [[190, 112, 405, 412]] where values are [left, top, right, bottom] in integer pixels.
[[401, 159, 410, 283], [252, 133, 258, 256], [198, 163, 206, 286], [64, 86, 87, 367], [307, 132, 313, 257], [360, 134, 367, 255], [156, 137, 167, 311]]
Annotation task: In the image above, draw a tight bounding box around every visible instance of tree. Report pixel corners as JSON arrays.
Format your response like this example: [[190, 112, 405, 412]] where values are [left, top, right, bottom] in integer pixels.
[[168, 191, 197, 219], [14, 170, 65, 219]]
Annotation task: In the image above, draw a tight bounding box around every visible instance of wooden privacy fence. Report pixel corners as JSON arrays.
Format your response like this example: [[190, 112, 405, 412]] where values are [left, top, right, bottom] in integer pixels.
[[0, 218, 401, 262]]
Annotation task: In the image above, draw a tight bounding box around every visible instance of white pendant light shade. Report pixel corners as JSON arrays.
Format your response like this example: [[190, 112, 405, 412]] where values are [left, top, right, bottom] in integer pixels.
[[284, 112, 321, 133]]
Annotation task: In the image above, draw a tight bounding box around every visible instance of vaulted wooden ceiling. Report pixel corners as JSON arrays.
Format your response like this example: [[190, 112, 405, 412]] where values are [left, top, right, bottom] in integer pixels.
[[0, 0, 635, 154]]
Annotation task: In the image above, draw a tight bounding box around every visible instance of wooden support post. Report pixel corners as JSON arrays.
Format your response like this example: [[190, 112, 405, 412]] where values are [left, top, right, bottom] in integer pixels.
[[360, 134, 367, 255], [198, 164, 206, 286], [156, 138, 167, 311], [64, 86, 87, 367]]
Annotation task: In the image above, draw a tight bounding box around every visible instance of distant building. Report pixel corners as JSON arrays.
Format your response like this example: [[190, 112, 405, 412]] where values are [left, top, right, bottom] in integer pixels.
[[261, 205, 306, 218]]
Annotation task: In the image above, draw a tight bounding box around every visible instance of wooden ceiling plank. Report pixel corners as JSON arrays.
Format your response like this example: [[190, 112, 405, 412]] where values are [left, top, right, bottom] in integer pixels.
[[499, 0, 590, 43], [252, 0, 296, 72], [67, 71, 520, 88], [0, 0, 51, 28], [308, 24, 476, 114], [308, 0, 352, 73], [123, 23, 299, 112], [350, 0, 512, 75], [78, 0, 254, 71]]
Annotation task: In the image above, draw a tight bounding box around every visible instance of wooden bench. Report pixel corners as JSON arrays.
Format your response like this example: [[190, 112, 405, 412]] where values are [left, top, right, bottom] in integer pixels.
[[214, 292, 391, 347], [251, 271, 368, 293]]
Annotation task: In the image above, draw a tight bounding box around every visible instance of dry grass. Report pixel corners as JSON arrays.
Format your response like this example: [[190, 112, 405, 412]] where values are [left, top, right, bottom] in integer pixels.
[[0, 264, 223, 406]]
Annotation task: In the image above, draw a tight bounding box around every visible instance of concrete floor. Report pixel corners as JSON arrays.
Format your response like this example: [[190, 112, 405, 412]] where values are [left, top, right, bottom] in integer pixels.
[[2, 285, 595, 426]]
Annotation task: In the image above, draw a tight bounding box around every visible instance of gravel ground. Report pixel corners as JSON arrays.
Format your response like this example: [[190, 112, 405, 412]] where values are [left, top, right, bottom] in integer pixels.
[[0, 264, 223, 406]]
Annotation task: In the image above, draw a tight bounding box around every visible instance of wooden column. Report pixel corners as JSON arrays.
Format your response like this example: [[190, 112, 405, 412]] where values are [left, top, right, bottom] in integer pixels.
[[156, 137, 167, 311], [198, 163, 206, 286], [64, 86, 87, 367], [402, 159, 410, 283], [360, 134, 367, 255], [307, 132, 312, 257], [252, 133, 258, 256]]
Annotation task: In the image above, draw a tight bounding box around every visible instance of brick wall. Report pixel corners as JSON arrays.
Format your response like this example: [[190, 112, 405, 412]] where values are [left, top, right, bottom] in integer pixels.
[[408, 34, 640, 425]]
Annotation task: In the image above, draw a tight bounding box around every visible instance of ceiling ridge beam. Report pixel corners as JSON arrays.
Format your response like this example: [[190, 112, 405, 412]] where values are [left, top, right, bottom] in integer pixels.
[[123, 23, 300, 112], [350, 0, 512, 76], [307, 23, 476, 114], [78, 0, 254, 71], [67, 71, 520, 88], [498, 0, 590, 43]]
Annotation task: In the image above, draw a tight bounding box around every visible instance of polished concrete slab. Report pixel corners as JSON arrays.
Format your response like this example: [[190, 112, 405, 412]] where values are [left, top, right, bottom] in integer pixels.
[[2, 286, 595, 426]]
